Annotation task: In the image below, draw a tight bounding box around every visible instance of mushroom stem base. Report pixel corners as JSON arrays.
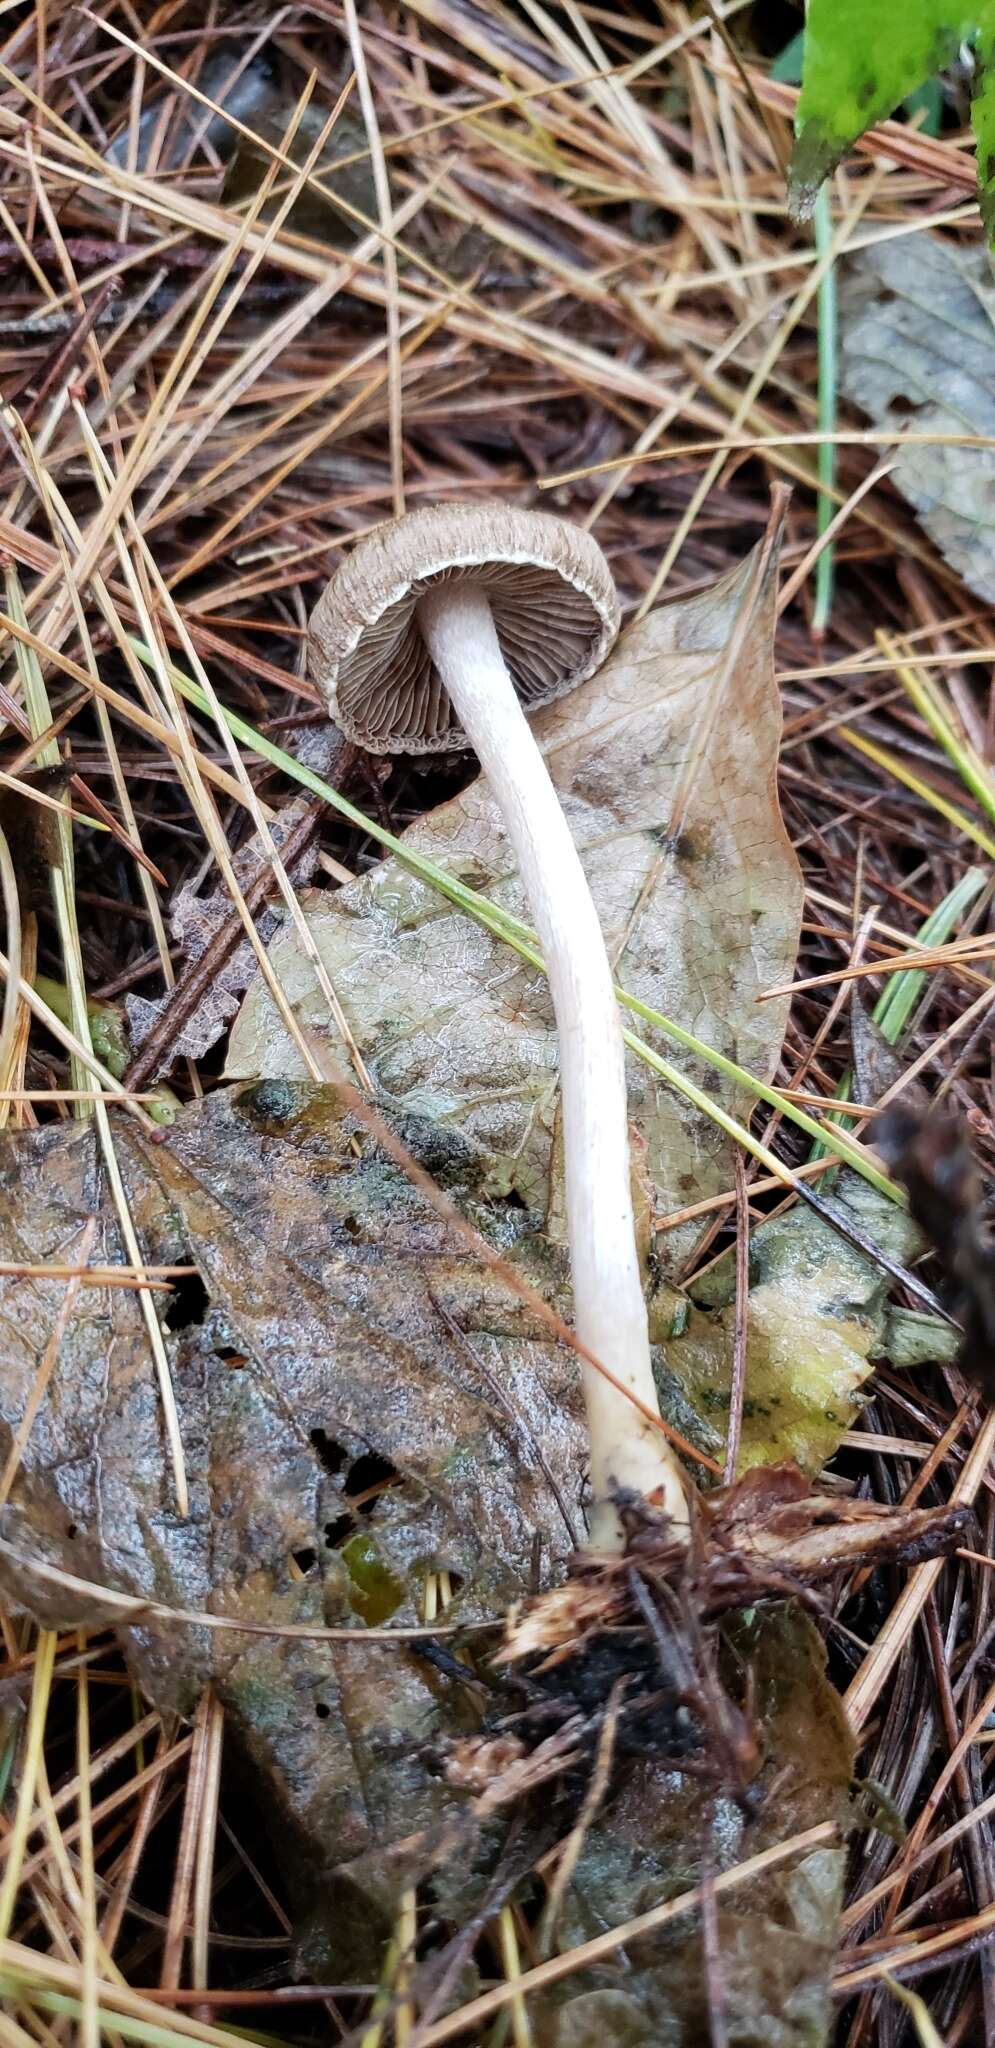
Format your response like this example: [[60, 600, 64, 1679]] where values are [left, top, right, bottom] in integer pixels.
[[417, 581, 687, 1549]]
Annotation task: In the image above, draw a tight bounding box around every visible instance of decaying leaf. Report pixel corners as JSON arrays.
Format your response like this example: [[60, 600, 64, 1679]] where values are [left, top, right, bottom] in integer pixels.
[[655, 1175, 950, 1475], [226, 542, 803, 1277], [0, 1086, 585, 1968], [524, 1605, 857, 2047], [840, 237, 995, 601], [649, 1002, 957, 1478], [337, 1456, 964, 2046], [0, 1090, 966, 2015], [492, 1471, 966, 2046], [790, 3, 995, 235], [223, 90, 378, 251]]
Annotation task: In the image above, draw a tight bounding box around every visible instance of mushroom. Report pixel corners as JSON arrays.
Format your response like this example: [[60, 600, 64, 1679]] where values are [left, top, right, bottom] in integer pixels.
[[308, 502, 687, 1550]]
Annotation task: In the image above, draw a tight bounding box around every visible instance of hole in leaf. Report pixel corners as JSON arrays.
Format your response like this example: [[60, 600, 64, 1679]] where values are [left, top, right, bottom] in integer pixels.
[[164, 1270, 210, 1331], [341, 1215, 362, 1237], [314, 1701, 331, 1720], [292, 1547, 317, 1574], [66, 1523, 78, 1540], [310, 1428, 348, 1474], [214, 1346, 248, 1369], [888, 394, 921, 419], [324, 1514, 354, 1550], [444, 1570, 465, 1598], [345, 1451, 400, 1515]]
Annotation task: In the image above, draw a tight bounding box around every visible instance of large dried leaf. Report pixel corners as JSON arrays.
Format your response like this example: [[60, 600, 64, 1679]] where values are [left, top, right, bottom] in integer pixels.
[[840, 237, 995, 600], [1, 1096, 946, 2021], [0, 1086, 585, 1966], [226, 544, 802, 1276]]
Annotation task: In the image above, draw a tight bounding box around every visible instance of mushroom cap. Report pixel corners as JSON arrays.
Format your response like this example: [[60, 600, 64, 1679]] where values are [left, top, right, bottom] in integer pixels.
[[307, 501, 620, 754]]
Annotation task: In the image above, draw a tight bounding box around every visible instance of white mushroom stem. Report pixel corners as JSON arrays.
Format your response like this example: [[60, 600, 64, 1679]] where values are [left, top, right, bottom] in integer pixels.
[[417, 583, 688, 1550]]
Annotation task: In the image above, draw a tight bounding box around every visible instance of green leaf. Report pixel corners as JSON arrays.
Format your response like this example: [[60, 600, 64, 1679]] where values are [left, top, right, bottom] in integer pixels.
[[904, 76, 945, 133], [771, 28, 806, 86], [789, 2, 995, 228]]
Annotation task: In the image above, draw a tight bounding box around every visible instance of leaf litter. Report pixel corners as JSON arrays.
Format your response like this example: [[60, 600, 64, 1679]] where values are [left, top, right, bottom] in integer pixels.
[[0, 1071, 969, 2013], [0, 1084, 585, 1968], [0, 521, 971, 2025], [1, 6, 994, 2042]]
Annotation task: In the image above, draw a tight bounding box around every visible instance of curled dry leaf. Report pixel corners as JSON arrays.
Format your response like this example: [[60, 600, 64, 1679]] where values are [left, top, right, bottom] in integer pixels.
[[502, 1462, 970, 1668], [841, 237, 995, 600], [227, 539, 802, 1277]]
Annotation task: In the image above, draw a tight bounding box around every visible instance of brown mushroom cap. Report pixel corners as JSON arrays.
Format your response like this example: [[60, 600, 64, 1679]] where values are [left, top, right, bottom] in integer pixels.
[[307, 501, 620, 753]]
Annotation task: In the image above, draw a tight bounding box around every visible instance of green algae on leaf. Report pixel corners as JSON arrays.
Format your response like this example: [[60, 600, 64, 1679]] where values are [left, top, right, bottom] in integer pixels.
[[341, 1532, 406, 1625], [661, 1177, 952, 1476]]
